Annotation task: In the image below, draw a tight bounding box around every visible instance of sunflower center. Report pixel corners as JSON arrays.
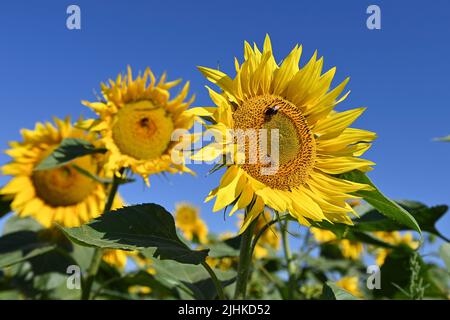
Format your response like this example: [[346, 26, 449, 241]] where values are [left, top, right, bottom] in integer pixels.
[[233, 95, 316, 190], [112, 100, 174, 160], [176, 207, 198, 226], [32, 155, 97, 207]]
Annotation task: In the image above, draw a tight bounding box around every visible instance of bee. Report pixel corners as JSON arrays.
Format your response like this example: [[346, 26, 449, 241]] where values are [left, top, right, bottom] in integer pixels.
[[264, 105, 280, 121]]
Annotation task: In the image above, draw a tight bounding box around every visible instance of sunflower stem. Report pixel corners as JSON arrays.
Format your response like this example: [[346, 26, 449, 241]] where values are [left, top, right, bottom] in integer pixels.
[[233, 217, 258, 300], [81, 248, 104, 300], [281, 220, 296, 299], [201, 261, 226, 300], [81, 168, 124, 300]]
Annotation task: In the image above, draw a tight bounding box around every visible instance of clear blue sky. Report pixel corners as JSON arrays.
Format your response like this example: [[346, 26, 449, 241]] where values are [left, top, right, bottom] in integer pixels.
[[0, 0, 449, 238]]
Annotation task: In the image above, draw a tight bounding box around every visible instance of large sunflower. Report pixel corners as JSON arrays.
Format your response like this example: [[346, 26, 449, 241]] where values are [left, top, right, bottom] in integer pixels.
[[194, 35, 376, 232], [82, 67, 195, 184], [0, 117, 107, 227]]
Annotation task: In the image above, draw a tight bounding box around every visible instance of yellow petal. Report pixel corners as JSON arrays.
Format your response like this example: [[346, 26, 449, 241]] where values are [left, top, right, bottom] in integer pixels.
[[314, 108, 366, 140], [238, 196, 265, 234]]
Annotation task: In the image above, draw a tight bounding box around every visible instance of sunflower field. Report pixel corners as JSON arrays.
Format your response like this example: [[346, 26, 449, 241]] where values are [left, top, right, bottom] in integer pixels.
[[1, 17, 450, 302]]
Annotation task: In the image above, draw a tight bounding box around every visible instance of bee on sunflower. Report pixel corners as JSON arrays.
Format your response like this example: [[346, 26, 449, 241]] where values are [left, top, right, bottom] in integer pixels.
[[193, 35, 376, 232], [81, 66, 196, 185]]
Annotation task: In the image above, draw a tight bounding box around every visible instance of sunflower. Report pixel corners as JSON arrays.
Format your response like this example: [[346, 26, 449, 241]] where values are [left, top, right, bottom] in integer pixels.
[[193, 35, 376, 231], [340, 239, 364, 260], [336, 276, 362, 297], [206, 256, 236, 271], [373, 231, 419, 265], [174, 202, 208, 244], [311, 227, 363, 260], [129, 285, 152, 295], [0, 117, 109, 228], [102, 249, 128, 270], [81, 66, 195, 185]]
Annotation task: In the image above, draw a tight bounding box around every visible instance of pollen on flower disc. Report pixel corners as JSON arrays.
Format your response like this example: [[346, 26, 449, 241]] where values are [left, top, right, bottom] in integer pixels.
[[232, 94, 316, 190]]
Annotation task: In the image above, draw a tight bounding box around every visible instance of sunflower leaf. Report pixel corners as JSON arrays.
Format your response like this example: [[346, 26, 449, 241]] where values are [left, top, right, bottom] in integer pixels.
[[147, 258, 236, 300], [207, 235, 241, 258], [355, 201, 448, 241], [59, 203, 209, 265], [339, 170, 421, 234], [439, 243, 450, 272], [34, 138, 107, 171], [0, 231, 56, 268], [320, 282, 359, 300]]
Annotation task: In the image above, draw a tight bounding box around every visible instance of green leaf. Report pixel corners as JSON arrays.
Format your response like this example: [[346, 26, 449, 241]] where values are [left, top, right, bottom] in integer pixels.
[[207, 235, 241, 258], [373, 245, 436, 299], [0, 196, 12, 219], [355, 201, 448, 240], [0, 290, 22, 299], [69, 243, 95, 271], [2, 215, 43, 235], [439, 243, 450, 272], [340, 171, 421, 233], [34, 138, 106, 171], [149, 258, 236, 300], [0, 231, 56, 268], [60, 203, 209, 265], [320, 282, 359, 300], [423, 264, 450, 299]]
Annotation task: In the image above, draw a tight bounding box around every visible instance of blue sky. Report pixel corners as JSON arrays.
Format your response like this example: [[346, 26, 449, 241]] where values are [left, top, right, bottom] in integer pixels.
[[0, 0, 449, 239]]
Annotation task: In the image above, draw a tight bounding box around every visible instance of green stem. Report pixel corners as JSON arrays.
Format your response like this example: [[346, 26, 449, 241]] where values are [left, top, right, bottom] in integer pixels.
[[281, 220, 296, 299], [81, 169, 123, 300], [81, 248, 104, 300], [233, 217, 258, 300], [201, 261, 226, 300], [259, 265, 284, 296], [250, 215, 290, 256]]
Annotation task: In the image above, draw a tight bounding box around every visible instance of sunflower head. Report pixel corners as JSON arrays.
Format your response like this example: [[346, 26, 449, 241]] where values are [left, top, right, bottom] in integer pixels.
[[174, 202, 208, 244], [195, 35, 376, 232], [102, 249, 128, 270], [82, 66, 196, 185], [336, 276, 362, 297], [374, 231, 419, 265], [0, 117, 108, 228], [206, 256, 237, 271], [340, 239, 364, 260], [311, 227, 337, 243], [311, 227, 363, 260]]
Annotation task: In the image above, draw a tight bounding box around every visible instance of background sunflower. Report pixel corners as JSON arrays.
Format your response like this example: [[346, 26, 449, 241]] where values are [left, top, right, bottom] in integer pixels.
[[0, 117, 108, 227], [82, 67, 196, 185]]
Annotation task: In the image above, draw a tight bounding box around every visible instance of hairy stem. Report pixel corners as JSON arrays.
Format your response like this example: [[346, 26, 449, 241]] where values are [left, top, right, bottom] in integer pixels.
[[281, 220, 296, 299], [233, 217, 258, 299]]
